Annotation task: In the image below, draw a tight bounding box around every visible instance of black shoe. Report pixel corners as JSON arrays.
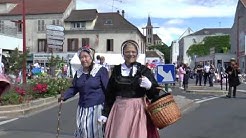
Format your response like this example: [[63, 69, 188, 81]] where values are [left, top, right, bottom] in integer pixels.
[[226, 95, 231, 98]]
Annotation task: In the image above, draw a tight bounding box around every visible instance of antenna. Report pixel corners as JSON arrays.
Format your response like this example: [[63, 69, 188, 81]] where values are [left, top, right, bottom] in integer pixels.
[[112, 0, 123, 12]]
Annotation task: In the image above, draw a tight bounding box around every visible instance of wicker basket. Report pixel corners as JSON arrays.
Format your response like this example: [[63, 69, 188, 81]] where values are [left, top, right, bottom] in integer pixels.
[[146, 94, 181, 129]]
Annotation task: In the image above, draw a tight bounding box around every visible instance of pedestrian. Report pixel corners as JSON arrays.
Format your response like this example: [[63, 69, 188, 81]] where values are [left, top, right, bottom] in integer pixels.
[[209, 64, 216, 87], [178, 63, 185, 89], [195, 62, 203, 86], [100, 56, 110, 72], [183, 63, 191, 91], [58, 46, 109, 138], [0, 61, 4, 74], [203, 61, 210, 86], [95, 55, 101, 64], [225, 58, 240, 98], [101, 40, 160, 138]]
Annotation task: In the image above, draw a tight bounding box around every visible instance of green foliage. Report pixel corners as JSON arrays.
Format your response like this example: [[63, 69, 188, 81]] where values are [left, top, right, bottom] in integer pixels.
[[148, 43, 171, 63], [186, 35, 230, 57], [0, 76, 72, 105], [6, 48, 29, 74], [0, 90, 20, 105], [48, 55, 65, 68]]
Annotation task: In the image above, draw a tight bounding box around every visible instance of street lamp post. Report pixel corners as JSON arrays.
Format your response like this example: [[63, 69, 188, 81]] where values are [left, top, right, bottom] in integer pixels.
[[22, 0, 27, 83], [237, 15, 242, 66]]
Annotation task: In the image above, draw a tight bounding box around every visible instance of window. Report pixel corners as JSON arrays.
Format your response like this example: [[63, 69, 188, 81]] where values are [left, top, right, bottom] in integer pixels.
[[38, 39, 47, 52], [106, 39, 114, 51], [38, 20, 45, 31], [52, 20, 60, 26], [15, 20, 22, 32], [82, 38, 90, 47], [148, 38, 151, 43], [0, 20, 3, 33], [71, 22, 86, 29], [147, 29, 152, 35], [105, 19, 113, 25], [67, 38, 79, 52]]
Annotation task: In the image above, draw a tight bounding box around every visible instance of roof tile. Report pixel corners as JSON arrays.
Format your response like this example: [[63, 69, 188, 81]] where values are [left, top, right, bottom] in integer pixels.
[[0, 0, 72, 15], [64, 9, 98, 22]]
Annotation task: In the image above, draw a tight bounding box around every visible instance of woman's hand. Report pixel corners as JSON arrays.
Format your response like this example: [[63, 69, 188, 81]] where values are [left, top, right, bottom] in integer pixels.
[[98, 116, 107, 124], [58, 96, 64, 103], [139, 76, 152, 90]]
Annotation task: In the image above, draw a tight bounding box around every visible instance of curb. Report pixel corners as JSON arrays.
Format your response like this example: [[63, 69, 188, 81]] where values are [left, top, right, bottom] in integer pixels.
[[185, 90, 227, 95], [0, 96, 59, 118], [174, 95, 196, 113]]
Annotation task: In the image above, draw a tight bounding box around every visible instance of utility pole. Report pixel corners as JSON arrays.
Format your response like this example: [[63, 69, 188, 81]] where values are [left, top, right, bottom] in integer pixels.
[[22, 0, 27, 83]]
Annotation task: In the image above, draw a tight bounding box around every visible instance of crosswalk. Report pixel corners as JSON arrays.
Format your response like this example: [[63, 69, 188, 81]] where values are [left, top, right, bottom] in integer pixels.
[[193, 89, 246, 104], [193, 95, 225, 104]]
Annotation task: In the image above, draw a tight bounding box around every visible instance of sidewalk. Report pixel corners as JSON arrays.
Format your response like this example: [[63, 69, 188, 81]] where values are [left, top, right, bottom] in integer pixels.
[[185, 84, 228, 95]]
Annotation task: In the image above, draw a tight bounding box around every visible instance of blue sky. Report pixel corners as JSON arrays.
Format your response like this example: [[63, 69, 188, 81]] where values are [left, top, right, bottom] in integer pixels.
[[76, 0, 238, 45]]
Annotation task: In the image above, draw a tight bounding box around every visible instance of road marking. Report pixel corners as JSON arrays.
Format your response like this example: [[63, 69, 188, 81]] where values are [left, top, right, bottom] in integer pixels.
[[0, 118, 18, 126], [238, 90, 246, 93], [195, 95, 226, 104]]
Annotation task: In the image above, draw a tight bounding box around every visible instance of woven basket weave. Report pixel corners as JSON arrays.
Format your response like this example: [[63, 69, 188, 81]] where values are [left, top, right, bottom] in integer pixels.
[[146, 94, 181, 129]]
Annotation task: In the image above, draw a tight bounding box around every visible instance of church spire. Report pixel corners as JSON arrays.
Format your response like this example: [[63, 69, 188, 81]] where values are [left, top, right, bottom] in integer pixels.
[[147, 15, 152, 26]]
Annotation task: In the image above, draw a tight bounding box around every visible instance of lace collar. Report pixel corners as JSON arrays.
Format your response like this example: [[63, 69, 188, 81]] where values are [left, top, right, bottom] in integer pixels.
[[121, 63, 137, 76], [76, 64, 102, 78]]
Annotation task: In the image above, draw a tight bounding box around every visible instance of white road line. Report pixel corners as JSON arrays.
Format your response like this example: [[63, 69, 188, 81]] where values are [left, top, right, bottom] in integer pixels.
[[195, 95, 226, 104], [0, 118, 18, 126], [238, 90, 246, 93]]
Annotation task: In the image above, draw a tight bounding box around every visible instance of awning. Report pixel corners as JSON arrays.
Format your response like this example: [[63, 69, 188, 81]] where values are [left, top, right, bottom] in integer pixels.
[[0, 34, 23, 51]]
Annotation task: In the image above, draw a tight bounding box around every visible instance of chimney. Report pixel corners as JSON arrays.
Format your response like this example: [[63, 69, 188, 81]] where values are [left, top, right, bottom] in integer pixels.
[[121, 10, 125, 18], [117, 10, 120, 14]]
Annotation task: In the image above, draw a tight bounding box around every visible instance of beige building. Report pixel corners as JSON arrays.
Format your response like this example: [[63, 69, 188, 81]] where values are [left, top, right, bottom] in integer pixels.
[[0, 0, 146, 65]]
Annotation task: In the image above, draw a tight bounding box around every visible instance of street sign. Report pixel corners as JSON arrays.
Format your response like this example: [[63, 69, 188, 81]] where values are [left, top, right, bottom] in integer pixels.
[[46, 25, 65, 49], [156, 64, 175, 84], [46, 30, 64, 37], [47, 45, 63, 49], [46, 25, 64, 31], [46, 35, 64, 40], [47, 39, 64, 46]]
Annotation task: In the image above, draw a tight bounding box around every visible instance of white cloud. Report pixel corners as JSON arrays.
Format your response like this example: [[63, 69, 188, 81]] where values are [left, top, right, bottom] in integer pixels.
[[77, 0, 238, 19], [137, 23, 186, 46], [166, 19, 185, 25], [76, 0, 237, 45]]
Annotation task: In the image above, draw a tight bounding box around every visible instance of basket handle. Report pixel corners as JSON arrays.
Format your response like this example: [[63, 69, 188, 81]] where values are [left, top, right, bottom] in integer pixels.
[[156, 86, 168, 93]]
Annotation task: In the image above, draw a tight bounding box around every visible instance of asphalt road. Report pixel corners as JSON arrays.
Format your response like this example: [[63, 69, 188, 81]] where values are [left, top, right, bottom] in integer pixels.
[[160, 91, 246, 138], [0, 83, 246, 138]]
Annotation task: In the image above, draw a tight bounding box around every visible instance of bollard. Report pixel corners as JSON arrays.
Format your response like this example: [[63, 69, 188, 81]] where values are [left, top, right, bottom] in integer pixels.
[[220, 67, 223, 90], [225, 74, 228, 91]]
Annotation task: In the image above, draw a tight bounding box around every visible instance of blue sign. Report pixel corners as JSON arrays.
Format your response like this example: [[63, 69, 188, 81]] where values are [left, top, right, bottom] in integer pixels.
[[156, 64, 175, 84]]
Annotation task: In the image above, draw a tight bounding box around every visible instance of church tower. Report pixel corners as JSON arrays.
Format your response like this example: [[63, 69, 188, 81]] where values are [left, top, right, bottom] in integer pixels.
[[146, 15, 153, 46]]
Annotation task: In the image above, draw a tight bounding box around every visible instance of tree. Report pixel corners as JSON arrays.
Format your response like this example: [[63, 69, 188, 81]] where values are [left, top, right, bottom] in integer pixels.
[[148, 43, 171, 63], [186, 35, 230, 57], [7, 48, 29, 75]]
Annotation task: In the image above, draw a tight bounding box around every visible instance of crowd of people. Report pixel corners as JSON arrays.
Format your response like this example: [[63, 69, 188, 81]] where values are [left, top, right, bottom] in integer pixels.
[[175, 61, 217, 90], [175, 59, 241, 98]]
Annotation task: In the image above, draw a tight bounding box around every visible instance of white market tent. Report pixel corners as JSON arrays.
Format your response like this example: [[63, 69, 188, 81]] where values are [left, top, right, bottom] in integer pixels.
[[68, 53, 146, 77], [0, 35, 23, 51]]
